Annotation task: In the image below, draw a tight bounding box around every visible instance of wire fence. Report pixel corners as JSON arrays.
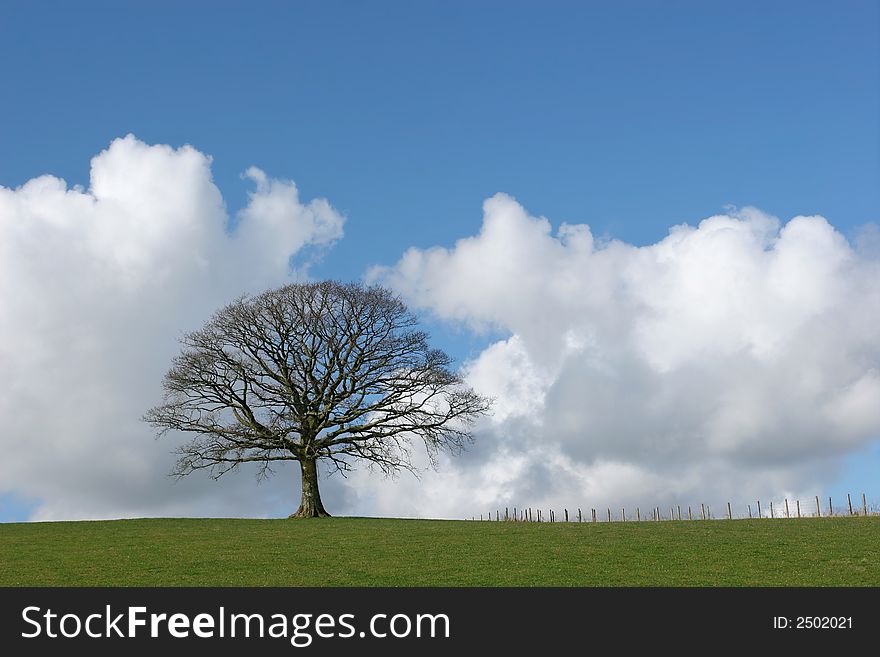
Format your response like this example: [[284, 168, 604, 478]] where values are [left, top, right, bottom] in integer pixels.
[[471, 493, 879, 522]]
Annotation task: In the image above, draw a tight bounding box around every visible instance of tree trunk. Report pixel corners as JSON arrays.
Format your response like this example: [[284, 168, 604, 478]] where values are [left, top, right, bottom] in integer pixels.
[[289, 458, 330, 518]]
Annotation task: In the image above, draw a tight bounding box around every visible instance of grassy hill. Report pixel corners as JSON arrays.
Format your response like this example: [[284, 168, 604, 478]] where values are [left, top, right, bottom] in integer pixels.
[[1, 516, 878, 586]]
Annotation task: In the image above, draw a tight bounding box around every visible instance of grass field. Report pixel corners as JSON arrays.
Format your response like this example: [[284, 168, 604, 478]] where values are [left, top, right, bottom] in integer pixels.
[[1, 516, 878, 586]]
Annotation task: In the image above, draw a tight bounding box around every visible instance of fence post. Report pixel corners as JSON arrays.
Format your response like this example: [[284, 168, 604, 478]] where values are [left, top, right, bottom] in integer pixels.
[[796, 500, 801, 518], [863, 493, 868, 516], [848, 494, 853, 516], [707, 505, 711, 520], [748, 504, 752, 519], [757, 500, 761, 518], [727, 502, 732, 520], [816, 495, 820, 517], [565, 509, 569, 522], [701, 503, 705, 520], [688, 506, 692, 521], [770, 501, 774, 518], [637, 507, 641, 521], [607, 508, 611, 522], [828, 496, 833, 516], [677, 505, 682, 521], [785, 498, 789, 519], [592, 508, 597, 523]]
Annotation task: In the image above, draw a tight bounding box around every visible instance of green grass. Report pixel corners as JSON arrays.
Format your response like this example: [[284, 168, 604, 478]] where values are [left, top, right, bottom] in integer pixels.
[[1, 516, 878, 586]]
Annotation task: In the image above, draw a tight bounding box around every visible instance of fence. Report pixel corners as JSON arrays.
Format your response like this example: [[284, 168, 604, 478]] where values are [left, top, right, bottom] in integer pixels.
[[471, 493, 878, 522]]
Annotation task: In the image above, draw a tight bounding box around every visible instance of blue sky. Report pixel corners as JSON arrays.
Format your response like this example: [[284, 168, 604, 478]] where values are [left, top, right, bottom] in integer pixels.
[[1, 1, 878, 521], [3, 1, 877, 258]]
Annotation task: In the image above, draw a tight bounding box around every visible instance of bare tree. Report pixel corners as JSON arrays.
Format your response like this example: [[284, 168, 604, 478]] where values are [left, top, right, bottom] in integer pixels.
[[144, 281, 491, 518]]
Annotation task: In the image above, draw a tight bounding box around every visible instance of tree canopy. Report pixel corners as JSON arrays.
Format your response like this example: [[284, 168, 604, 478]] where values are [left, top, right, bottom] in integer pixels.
[[145, 281, 491, 517]]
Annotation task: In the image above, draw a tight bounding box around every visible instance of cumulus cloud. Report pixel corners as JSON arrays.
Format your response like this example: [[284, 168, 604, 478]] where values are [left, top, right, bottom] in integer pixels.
[[236, 166, 345, 275], [3, 140, 878, 523], [365, 193, 880, 518], [0, 135, 345, 520]]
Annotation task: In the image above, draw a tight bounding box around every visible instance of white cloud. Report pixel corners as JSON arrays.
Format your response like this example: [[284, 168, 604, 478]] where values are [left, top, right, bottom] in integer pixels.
[[3, 141, 878, 523], [0, 135, 345, 520], [364, 193, 880, 518], [236, 166, 344, 276]]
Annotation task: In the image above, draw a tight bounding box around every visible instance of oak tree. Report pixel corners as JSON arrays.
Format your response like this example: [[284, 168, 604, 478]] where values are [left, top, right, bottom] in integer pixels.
[[144, 281, 490, 517]]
